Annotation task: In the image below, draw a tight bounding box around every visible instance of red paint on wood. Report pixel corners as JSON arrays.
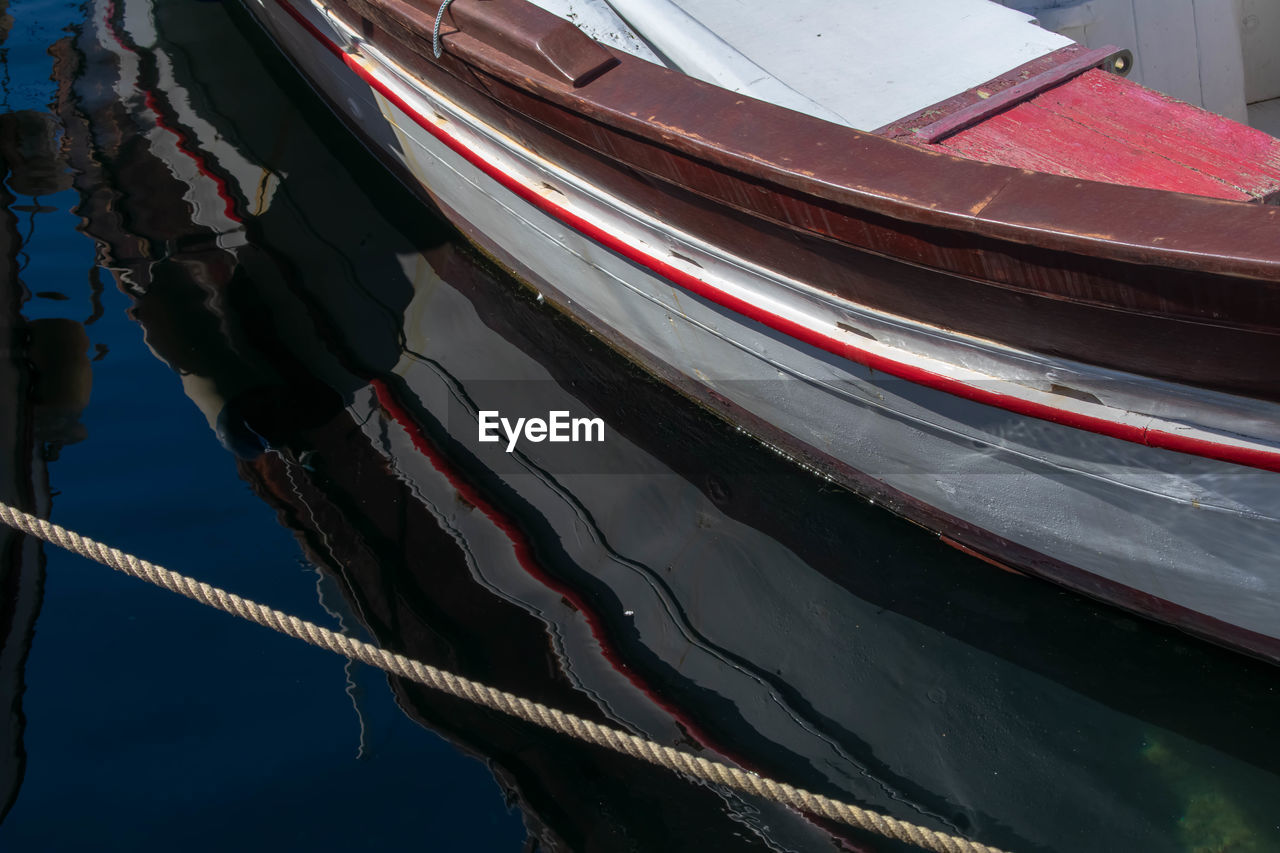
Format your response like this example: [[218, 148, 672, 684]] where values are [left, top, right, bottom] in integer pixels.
[[1031, 70, 1280, 198], [915, 47, 1124, 143], [936, 70, 1280, 203]]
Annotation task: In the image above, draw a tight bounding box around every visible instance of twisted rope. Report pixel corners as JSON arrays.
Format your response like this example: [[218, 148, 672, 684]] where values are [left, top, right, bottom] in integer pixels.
[[432, 0, 457, 59], [0, 500, 1009, 853]]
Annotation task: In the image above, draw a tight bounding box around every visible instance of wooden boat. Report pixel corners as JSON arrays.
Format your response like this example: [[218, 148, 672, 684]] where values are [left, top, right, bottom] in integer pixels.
[[237, 0, 1280, 662]]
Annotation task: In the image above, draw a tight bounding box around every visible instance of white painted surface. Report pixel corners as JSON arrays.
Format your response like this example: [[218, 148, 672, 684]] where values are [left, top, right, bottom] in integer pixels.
[[1250, 96, 1280, 134], [528, 0, 846, 125], [529, 0, 1071, 129], [533, 0, 1280, 136], [636, 0, 1071, 129], [1001, 0, 1271, 127], [1188, 0, 1250, 121], [524, 0, 663, 62], [587, 0, 849, 124], [1242, 0, 1280, 103]]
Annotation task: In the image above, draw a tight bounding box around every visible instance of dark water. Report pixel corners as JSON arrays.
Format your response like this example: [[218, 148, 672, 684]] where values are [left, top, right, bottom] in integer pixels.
[[0, 0, 1278, 851]]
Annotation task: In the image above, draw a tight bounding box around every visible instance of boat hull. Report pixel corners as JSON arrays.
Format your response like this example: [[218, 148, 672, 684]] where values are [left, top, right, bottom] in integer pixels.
[[242, 0, 1280, 662]]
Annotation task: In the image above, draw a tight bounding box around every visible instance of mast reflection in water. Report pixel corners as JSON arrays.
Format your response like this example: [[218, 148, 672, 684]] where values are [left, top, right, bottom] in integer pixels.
[[0, 0, 1277, 851]]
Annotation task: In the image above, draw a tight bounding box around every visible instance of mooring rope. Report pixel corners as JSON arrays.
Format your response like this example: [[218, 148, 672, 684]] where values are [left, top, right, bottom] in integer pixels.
[[0, 500, 1009, 853]]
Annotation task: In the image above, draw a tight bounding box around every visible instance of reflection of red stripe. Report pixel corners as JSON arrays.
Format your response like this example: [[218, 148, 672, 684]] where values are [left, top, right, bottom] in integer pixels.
[[370, 379, 733, 754], [105, 2, 242, 223], [141, 92, 243, 223], [371, 379, 873, 847], [273, 0, 1280, 477], [104, 0, 128, 50]]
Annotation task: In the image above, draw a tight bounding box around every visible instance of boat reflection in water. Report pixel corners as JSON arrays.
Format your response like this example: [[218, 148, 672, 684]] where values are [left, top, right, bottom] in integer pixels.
[[50, 0, 1280, 850], [0, 48, 92, 823]]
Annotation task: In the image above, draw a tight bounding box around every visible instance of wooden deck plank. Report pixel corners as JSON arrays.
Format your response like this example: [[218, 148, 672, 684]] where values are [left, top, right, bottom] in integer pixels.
[[935, 70, 1280, 203], [1028, 70, 1280, 198]]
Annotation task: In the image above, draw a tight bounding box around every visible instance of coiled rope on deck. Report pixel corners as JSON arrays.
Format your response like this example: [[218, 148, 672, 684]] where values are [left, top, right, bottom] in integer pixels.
[[0, 501, 1009, 853]]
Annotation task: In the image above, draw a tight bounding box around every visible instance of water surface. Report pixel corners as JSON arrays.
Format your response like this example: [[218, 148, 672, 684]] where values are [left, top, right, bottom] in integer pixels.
[[0, 1, 1278, 851]]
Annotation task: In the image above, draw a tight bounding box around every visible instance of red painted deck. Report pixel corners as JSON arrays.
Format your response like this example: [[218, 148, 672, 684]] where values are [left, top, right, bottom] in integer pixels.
[[930, 69, 1280, 203]]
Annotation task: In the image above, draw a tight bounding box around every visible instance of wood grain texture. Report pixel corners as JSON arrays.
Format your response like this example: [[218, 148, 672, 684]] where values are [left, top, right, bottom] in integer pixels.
[[936, 70, 1280, 202]]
